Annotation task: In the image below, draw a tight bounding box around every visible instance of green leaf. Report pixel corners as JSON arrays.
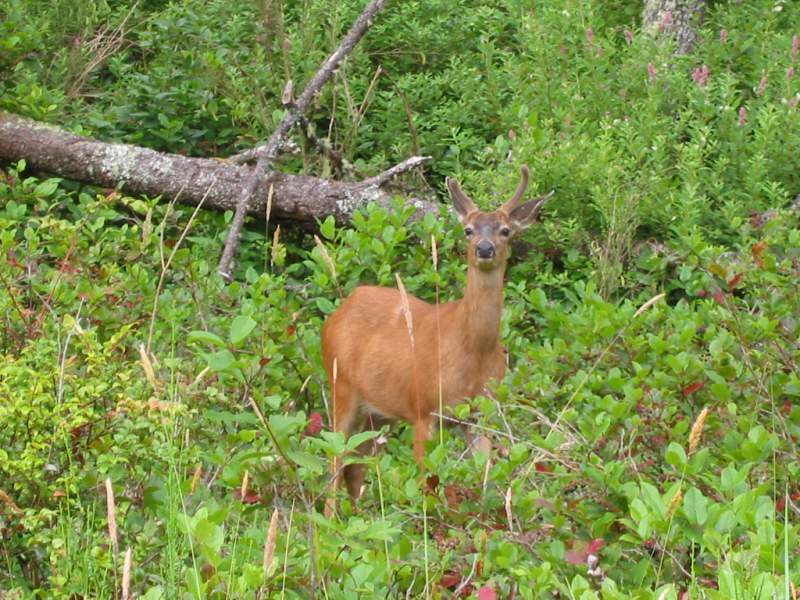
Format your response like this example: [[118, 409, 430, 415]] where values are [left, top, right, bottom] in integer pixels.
[[229, 315, 257, 345], [187, 330, 226, 347], [710, 382, 731, 401], [286, 450, 325, 474], [347, 429, 381, 451], [315, 297, 336, 314], [204, 349, 235, 372], [33, 178, 61, 197], [665, 442, 687, 467], [320, 216, 336, 239], [682, 487, 708, 526]]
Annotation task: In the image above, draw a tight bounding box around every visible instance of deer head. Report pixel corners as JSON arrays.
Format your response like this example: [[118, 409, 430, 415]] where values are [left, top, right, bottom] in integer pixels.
[[446, 165, 553, 271]]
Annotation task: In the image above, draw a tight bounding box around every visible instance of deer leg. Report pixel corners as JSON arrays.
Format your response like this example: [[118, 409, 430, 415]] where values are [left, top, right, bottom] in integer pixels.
[[413, 415, 432, 467], [343, 414, 391, 502], [326, 376, 358, 516]]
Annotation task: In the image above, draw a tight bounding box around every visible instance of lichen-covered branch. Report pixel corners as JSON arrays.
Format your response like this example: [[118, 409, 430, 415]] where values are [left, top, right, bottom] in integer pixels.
[[0, 113, 438, 226]]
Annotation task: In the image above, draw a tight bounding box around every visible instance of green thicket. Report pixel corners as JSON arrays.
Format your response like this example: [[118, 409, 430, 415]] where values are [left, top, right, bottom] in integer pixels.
[[1, 0, 799, 598]]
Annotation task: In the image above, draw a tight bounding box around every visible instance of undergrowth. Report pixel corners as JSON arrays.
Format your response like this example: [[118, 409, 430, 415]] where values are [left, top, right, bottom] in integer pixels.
[[1, 0, 800, 598]]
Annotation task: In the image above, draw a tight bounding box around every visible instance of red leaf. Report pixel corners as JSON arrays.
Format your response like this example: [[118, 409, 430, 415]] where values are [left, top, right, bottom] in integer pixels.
[[697, 289, 707, 298], [305, 412, 324, 436], [425, 474, 440, 494], [534, 462, 553, 473], [233, 489, 262, 504], [711, 289, 725, 305], [286, 325, 296, 337], [565, 549, 586, 565], [259, 357, 271, 367], [586, 538, 605, 554], [440, 572, 461, 588], [727, 273, 743, 291], [477, 586, 497, 600], [751, 241, 766, 267], [682, 381, 705, 397]]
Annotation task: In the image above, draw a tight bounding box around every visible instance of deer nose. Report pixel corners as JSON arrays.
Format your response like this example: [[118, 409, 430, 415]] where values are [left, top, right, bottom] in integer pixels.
[[476, 240, 495, 259]]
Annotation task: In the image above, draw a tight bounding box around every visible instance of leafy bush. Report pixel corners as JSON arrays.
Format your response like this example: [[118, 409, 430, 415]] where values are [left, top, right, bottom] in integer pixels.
[[2, 0, 800, 597]]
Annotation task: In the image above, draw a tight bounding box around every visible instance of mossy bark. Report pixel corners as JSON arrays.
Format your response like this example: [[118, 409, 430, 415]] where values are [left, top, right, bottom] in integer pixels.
[[0, 113, 437, 227]]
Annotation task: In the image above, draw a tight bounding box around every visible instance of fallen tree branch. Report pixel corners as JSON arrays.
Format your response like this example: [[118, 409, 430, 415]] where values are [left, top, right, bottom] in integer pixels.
[[0, 113, 438, 227], [218, 0, 388, 279], [362, 156, 432, 187]]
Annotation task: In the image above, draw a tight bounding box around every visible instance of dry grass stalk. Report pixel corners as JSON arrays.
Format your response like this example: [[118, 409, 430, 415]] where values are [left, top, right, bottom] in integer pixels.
[[190, 366, 210, 388], [394, 273, 415, 346], [138, 343, 159, 390], [0, 489, 21, 514], [633, 292, 666, 319], [271, 225, 281, 267], [190, 464, 203, 493], [265, 184, 274, 221], [262, 508, 280, 576], [67, 1, 139, 98], [121, 547, 132, 600], [430, 234, 438, 270], [504, 486, 514, 533], [667, 488, 683, 517], [105, 477, 119, 556], [314, 235, 342, 297], [688, 407, 709, 455], [241, 470, 250, 501]]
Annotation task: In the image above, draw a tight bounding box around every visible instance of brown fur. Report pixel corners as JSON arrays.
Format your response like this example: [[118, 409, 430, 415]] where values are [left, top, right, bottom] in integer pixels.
[[321, 165, 552, 503]]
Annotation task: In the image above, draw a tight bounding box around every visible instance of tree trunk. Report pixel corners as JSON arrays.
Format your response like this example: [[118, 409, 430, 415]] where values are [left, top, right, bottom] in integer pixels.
[[642, 0, 706, 55], [0, 113, 438, 227]]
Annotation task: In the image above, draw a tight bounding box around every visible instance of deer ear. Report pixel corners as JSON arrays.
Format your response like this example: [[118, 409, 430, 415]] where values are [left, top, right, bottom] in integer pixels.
[[446, 177, 478, 222], [508, 191, 553, 229]]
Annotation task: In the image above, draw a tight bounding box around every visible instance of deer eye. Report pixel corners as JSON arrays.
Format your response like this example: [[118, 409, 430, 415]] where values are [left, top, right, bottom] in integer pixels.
[[464, 226, 474, 238], [500, 227, 511, 237]]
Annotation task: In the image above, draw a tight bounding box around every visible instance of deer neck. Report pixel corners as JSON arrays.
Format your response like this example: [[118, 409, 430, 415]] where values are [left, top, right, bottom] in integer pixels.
[[457, 265, 505, 351]]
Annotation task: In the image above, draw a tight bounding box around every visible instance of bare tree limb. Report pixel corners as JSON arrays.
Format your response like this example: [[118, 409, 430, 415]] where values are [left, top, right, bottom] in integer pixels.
[[0, 113, 439, 227], [218, 0, 388, 280], [362, 156, 432, 187]]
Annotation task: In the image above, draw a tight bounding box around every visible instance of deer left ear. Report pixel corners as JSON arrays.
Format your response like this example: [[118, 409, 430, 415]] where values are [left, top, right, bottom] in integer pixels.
[[508, 191, 554, 229]]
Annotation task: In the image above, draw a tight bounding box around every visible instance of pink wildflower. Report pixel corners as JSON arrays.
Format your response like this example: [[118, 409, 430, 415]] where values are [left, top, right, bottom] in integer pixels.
[[789, 95, 799, 108], [757, 75, 768, 96], [693, 64, 710, 87], [647, 62, 657, 83], [586, 28, 595, 45], [788, 66, 796, 79], [792, 34, 799, 62], [738, 106, 747, 126], [624, 29, 634, 45], [719, 29, 728, 44], [559, 45, 568, 55]]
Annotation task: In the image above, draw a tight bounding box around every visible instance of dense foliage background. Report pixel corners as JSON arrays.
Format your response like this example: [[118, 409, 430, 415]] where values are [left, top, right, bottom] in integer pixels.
[[1, 0, 799, 597]]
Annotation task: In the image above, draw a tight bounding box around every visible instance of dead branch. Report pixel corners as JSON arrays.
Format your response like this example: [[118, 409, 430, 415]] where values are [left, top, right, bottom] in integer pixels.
[[217, 0, 388, 280]]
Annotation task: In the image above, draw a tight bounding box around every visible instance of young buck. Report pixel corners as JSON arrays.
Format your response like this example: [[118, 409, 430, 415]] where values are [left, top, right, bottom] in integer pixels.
[[321, 165, 552, 501]]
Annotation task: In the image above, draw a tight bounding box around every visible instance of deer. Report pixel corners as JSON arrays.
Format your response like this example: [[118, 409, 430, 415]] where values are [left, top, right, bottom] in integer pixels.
[[320, 165, 552, 503]]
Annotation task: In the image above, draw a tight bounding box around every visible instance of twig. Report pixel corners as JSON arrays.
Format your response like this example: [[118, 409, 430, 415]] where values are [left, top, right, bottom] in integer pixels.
[[297, 115, 358, 178], [453, 554, 479, 597], [379, 66, 421, 155], [218, 0, 388, 280], [146, 182, 211, 352], [361, 155, 431, 187]]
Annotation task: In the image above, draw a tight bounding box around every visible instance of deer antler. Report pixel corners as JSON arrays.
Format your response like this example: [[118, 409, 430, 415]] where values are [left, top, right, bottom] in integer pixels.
[[446, 177, 478, 218], [500, 165, 530, 214]]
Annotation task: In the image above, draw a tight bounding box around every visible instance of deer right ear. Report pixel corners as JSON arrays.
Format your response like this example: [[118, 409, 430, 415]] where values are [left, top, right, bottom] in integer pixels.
[[446, 177, 478, 222], [508, 190, 554, 230]]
